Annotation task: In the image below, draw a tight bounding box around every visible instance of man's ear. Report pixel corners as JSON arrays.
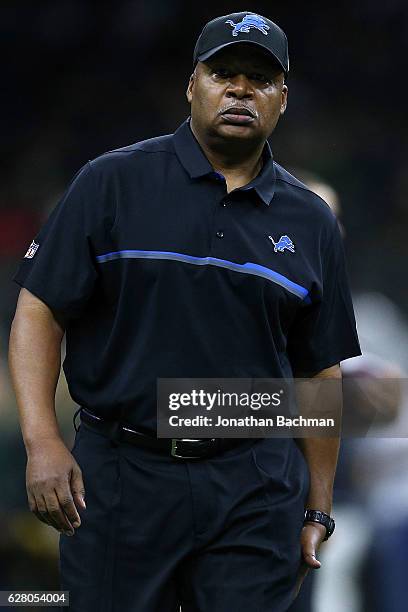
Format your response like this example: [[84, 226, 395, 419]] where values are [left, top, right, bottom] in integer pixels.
[[280, 84, 288, 115], [186, 71, 195, 103]]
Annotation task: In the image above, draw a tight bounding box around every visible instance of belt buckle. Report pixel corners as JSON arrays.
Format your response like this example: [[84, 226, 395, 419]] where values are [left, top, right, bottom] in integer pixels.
[[171, 438, 215, 459]]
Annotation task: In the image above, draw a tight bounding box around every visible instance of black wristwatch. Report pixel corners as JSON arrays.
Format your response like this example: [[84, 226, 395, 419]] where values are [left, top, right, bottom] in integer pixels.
[[303, 509, 335, 541]]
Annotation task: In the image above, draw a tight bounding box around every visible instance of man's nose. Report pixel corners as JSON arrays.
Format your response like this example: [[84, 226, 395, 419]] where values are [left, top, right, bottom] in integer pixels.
[[225, 74, 253, 99]]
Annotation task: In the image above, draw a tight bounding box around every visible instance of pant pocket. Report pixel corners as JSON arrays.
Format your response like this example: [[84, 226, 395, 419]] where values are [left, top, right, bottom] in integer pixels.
[[70, 426, 82, 455]]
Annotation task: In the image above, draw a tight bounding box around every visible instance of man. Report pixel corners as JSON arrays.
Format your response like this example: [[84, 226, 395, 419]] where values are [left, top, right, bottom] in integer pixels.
[[9, 11, 361, 612]]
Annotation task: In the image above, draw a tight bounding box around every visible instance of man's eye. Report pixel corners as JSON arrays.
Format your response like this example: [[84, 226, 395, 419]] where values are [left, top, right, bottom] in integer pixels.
[[213, 68, 231, 78], [250, 73, 270, 83]]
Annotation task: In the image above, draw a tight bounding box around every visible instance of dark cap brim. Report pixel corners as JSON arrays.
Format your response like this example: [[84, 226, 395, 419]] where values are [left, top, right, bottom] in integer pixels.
[[196, 40, 287, 75]]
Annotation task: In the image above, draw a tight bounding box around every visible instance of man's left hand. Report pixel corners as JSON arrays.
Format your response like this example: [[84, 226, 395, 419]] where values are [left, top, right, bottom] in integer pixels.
[[293, 522, 326, 599]]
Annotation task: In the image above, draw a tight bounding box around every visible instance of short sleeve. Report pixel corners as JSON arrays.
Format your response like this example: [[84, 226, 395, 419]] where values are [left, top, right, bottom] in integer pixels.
[[13, 162, 99, 318], [287, 219, 361, 373]]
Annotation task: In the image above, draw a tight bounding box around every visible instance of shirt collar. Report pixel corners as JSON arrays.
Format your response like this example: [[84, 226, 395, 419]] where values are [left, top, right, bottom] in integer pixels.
[[173, 118, 276, 206]]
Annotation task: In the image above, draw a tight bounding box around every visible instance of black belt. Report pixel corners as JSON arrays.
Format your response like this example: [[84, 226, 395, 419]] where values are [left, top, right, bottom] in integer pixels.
[[74, 407, 248, 460]]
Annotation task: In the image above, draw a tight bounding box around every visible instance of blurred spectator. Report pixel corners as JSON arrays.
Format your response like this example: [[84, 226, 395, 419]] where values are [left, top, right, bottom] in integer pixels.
[[289, 171, 407, 612]]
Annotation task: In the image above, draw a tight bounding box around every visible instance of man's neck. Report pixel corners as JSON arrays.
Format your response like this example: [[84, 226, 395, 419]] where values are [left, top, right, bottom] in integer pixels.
[[190, 120, 265, 193]]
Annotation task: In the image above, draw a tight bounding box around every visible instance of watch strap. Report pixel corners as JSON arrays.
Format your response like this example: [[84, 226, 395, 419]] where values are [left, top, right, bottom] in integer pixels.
[[303, 509, 335, 541]]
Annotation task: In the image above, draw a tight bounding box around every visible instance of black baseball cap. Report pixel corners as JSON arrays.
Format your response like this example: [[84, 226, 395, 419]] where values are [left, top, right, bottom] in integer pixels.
[[193, 12, 289, 76]]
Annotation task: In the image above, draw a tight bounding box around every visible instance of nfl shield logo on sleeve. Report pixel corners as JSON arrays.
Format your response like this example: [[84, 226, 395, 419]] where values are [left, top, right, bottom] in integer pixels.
[[24, 240, 40, 259]]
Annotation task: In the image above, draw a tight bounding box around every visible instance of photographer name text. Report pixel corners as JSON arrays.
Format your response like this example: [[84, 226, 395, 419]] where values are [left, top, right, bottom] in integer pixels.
[[168, 415, 335, 428]]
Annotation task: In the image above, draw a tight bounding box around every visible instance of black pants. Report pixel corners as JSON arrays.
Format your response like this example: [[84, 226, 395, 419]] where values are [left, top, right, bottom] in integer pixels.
[[60, 421, 310, 611]]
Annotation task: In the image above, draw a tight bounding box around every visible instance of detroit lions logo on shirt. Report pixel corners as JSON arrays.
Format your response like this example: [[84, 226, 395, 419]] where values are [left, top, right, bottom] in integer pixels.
[[268, 235, 295, 253], [24, 240, 40, 259], [225, 14, 270, 37]]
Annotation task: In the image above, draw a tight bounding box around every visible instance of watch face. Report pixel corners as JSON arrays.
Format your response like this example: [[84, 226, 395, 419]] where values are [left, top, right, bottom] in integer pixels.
[[304, 510, 335, 539]]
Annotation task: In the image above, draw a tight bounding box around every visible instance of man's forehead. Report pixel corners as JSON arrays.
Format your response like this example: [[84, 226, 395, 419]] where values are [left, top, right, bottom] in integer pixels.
[[203, 44, 282, 71]]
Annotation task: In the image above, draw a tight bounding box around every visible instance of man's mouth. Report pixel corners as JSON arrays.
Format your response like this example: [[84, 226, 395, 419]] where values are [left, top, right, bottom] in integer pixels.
[[220, 106, 256, 125]]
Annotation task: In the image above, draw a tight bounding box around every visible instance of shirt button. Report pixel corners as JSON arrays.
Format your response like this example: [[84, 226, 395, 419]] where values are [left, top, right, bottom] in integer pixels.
[[221, 200, 228, 207], [216, 230, 224, 239]]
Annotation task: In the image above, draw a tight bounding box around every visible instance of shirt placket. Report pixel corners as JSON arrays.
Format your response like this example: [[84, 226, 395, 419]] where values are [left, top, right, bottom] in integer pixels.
[[207, 175, 236, 258]]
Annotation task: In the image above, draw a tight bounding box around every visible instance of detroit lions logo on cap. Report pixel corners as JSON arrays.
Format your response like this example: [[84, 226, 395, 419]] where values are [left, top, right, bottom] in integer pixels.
[[225, 14, 270, 37], [268, 235, 295, 253]]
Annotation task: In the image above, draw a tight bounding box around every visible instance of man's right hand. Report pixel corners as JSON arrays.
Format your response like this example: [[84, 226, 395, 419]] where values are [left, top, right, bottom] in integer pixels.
[[26, 438, 86, 536]]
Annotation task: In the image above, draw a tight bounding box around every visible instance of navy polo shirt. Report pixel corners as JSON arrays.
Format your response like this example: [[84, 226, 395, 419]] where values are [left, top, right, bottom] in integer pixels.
[[13, 119, 361, 433]]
